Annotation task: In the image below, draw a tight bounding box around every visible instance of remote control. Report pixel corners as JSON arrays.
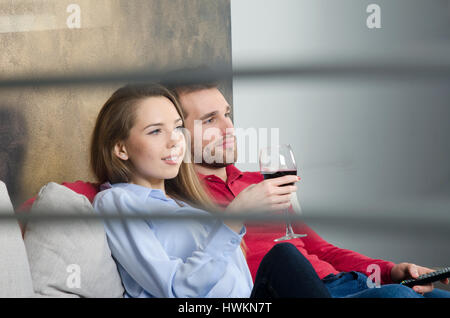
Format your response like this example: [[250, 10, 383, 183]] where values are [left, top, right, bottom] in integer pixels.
[[400, 267, 450, 287]]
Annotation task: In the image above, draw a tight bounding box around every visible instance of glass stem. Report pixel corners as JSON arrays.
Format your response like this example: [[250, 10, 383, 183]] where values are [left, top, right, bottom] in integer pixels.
[[285, 209, 294, 236]]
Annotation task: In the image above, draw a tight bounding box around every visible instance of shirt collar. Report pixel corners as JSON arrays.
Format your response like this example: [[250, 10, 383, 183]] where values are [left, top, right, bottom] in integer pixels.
[[103, 182, 172, 202], [225, 164, 244, 183], [197, 164, 244, 184]]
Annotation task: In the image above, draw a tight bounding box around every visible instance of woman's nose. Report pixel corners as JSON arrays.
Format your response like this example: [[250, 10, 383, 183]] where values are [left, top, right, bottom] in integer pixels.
[[167, 130, 184, 149]]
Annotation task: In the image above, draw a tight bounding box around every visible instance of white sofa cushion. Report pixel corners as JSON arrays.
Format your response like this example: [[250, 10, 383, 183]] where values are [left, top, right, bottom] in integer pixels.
[[24, 182, 124, 298], [0, 181, 34, 297]]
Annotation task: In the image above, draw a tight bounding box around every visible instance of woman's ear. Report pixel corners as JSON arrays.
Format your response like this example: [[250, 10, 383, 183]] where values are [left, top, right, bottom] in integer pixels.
[[114, 142, 129, 161]]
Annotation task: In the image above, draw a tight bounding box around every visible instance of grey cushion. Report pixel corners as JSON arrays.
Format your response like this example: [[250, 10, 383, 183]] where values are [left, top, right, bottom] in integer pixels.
[[24, 182, 124, 298], [0, 181, 34, 297]]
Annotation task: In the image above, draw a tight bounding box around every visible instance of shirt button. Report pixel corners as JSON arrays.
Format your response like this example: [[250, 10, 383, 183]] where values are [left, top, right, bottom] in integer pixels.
[[230, 239, 238, 245]]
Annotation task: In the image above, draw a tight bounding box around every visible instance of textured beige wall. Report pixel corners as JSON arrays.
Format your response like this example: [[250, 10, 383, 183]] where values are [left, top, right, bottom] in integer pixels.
[[0, 0, 232, 206]]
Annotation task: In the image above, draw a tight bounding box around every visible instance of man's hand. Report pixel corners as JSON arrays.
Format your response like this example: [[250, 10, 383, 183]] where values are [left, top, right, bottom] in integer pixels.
[[391, 262, 450, 294]]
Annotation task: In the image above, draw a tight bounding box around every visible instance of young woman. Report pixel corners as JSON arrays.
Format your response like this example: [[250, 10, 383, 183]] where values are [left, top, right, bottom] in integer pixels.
[[90, 83, 331, 298]]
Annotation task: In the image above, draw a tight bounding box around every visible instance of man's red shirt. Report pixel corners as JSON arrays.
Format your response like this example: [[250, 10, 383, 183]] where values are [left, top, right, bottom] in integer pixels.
[[198, 164, 395, 284]]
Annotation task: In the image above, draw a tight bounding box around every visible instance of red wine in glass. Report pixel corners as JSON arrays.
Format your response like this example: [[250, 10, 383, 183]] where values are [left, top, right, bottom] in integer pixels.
[[259, 145, 306, 241], [262, 170, 298, 186]]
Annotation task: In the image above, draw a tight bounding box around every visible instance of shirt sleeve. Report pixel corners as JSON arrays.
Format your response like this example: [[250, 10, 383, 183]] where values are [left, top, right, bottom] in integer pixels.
[[93, 189, 245, 297], [293, 222, 396, 284]]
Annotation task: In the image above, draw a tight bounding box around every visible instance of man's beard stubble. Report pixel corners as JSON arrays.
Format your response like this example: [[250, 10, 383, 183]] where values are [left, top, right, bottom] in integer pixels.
[[194, 141, 238, 169]]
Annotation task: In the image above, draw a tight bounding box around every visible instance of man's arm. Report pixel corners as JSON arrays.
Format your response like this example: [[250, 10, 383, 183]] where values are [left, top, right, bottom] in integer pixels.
[[294, 222, 450, 291], [293, 222, 396, 284]]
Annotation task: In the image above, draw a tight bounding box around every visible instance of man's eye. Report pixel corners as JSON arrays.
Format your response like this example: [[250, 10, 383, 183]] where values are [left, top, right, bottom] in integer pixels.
[[225, 112, 232, 118], [204, 118, 214, 124]]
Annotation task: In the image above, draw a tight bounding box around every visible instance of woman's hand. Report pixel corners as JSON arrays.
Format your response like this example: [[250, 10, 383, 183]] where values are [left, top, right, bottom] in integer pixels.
[[227, 175, 300, 213], [223, 175, 300, 232], [391, 262, 450, 294]]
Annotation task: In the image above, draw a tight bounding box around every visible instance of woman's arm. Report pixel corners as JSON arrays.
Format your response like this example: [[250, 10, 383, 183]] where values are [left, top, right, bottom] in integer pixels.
[[94, 190, 246, 298]]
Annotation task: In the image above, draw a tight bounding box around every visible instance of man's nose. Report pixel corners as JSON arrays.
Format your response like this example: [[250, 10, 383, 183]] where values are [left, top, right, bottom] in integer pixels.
[[219, 116, 234, 135]]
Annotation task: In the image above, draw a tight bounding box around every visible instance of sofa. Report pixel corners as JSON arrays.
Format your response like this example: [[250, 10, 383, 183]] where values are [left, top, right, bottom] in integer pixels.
[[0, 180, 124, 298]]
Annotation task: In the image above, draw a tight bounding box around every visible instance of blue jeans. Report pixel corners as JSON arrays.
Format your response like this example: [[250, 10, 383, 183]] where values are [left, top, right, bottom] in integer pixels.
[[323, 271, 450, 298], [251, 243, 331, 298]]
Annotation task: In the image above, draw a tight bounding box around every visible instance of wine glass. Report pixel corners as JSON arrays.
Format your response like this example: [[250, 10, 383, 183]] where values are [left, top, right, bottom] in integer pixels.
[[259, 144, 307, 242]]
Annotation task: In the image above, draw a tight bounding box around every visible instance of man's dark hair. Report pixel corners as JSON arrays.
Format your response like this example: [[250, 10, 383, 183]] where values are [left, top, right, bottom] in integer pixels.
[[160, 65, 220, 101]]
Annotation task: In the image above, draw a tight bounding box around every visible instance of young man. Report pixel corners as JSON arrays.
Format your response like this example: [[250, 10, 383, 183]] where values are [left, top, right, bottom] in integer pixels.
[[167, 80, 450, 298]]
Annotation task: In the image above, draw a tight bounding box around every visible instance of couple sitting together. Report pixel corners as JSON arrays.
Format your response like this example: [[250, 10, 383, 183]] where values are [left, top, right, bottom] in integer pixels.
[[66, 75, 449, 298]]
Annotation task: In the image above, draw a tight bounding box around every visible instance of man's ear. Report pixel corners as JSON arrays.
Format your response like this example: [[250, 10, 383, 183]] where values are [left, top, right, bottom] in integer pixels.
[[114, 142, 129, 161]]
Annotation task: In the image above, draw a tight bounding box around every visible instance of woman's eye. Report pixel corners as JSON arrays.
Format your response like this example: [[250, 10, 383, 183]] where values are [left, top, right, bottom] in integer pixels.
[[148, 129, 161, 135], [175, 125, 184, 131], [225, 112, 232, 118]]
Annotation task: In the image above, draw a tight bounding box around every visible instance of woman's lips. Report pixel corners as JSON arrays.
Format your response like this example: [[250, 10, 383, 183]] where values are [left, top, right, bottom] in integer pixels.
[[162, 153, 183, 165]]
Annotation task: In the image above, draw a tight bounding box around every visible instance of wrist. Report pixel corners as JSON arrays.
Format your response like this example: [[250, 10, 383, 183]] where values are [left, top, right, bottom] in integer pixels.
[[390, 264, 399, 283], [390, 263, 408, 283], [225, 199, 244, 213]]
